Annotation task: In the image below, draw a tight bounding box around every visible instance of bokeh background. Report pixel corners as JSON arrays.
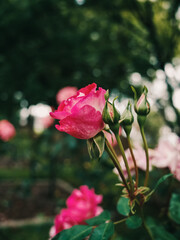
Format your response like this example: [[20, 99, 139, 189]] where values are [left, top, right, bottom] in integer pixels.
[[0, 0, 180, 239]]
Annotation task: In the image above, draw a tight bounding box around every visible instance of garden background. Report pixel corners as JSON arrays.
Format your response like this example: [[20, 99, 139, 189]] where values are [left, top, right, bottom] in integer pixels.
[[0, 0, 180, 239]]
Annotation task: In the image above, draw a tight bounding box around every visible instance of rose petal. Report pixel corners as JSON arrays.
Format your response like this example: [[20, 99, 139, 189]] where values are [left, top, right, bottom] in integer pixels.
[[56, 105, 105, 139]]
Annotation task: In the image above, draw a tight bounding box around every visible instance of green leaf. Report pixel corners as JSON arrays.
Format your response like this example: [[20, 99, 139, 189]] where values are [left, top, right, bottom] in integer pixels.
[[117, 197, 130, 216], [125, 215, 142, 229], [145, 173, 173, 201], [147, 218, 177, 240], [89, 222, 114, 240], [86, 210, 111, 226], [169, 193, 180, 224], [52, 225, 93, 240]]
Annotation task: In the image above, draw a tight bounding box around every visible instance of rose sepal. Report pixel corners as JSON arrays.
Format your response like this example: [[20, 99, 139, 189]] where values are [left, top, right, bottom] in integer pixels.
[[87, 131, 105, 160]]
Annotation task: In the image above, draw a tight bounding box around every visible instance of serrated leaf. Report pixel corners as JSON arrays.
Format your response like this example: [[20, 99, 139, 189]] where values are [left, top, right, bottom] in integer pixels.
[[117, 197, 130, 216], [52, 225, 93, 240], [86, 210, 111, 226], [145, 173, 173, 202], [169, 193, 180, 224], [89, 222, 114, 240], [125, 215, 142, 229]]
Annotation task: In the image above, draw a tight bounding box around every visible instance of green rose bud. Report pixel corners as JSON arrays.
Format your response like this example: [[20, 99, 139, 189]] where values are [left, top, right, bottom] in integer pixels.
[[131, 86, 150, 127], [132, 86, 150, 116], [121, 101, 134, 135], [102, 92, 120, 134]]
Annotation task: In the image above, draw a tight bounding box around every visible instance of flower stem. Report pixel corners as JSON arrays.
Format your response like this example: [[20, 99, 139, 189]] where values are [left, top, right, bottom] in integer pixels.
[[140, 208, 154, 240], [115, 134, 134, 195], [127, 134, 139, 188], [140, 127, 149, 187], [114, 217, 128, 225], [105, 138, 131, 195]]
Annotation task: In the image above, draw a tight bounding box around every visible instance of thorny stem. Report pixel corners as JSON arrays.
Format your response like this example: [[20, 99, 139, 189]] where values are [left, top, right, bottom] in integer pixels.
[[127, 134, 139, 189], [105, 138, 131, 196], [115, 134, 134, 196], [140, 127, 149, 187]]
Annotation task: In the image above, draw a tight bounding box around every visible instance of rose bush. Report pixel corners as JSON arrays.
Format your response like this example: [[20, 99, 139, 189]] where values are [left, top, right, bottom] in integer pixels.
[[50, 83, 106, 139], [0, 120, 16, 141], [49, 185, 103, 239]]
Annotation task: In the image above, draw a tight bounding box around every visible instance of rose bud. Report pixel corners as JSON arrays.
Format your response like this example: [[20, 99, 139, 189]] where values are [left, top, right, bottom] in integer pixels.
[[102, 92, 120, 134], [131, 86, 150, 127], [121, 101, 134, 135]]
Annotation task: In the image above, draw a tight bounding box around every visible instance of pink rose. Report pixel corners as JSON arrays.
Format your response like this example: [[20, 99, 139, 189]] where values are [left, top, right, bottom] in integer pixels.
[[49, 226, 56, 239], [152, 137, 180, 181], [151, 140, 176, 168], [49, 185, 103, 239], [0, 120, 16, 141], [66, 185, 103, 224], [50, 83, 106, 139], [54, 208, 79, 234], [56, 86, 78, 104]]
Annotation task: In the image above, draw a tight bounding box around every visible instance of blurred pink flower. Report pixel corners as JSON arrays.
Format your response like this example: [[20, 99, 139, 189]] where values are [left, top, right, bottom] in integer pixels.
[[49, 226, 56, 240], [66, 185, 103, 223], [0, 120, 16, 141], [151, 140, 176, 168], [54, 208, 79, 234], [113, 144, 154, 179], [152, 137, 180, 181], [50, 83, 106, 139], [56, 86, 78, 104], [49, 185, 103, 239]]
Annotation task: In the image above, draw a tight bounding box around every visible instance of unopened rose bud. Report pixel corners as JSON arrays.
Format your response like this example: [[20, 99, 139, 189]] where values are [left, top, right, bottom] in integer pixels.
[[102, 94, 120, 134], [131, 86, 150, 127], [132, 86, 150, 115], [121, 101, 134, 135]]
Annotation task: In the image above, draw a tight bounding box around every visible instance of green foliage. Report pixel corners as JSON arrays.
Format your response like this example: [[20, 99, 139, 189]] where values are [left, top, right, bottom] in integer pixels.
[[0, 222, 52, 240], [1, 0, 180, 135], [117, 197, 130, 216], [147, 218, 178, 240], [52, 211, 113, 240], [145, 173, 173, 202], [125, 215, 142, 229], [52, 225, 93, 240], [86, 210, 111, 226], [169, 193, 180, 224], [89, 222, 114, 240]]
